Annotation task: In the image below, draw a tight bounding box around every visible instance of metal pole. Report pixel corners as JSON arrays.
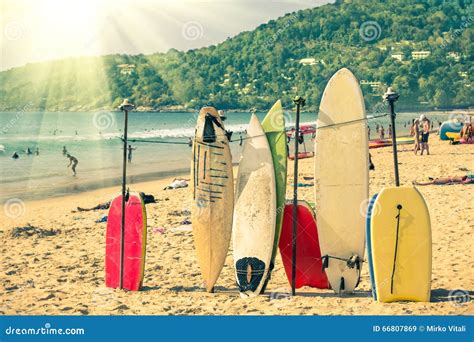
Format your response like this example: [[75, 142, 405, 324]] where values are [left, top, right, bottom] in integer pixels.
[[119, 99, 135, 289], [291, 96, 305, 296], [384, 88, 400, 187]]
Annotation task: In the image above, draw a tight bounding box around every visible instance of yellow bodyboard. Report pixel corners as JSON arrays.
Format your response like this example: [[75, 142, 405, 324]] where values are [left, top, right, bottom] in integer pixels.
[[446, 132, 461, 141], [370, 186, 431, 302]]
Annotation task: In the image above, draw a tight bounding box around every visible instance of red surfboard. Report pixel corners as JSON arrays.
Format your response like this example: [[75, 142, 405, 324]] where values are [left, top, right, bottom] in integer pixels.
[[105, 192, 147, 291], [278, 201, 329, 289]]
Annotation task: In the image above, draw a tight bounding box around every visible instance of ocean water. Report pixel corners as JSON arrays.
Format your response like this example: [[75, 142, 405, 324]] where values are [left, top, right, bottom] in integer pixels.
[[0, 110, 448, 201]]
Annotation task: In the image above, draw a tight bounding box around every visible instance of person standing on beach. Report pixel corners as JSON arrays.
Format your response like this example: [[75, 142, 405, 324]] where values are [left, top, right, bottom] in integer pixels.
[[379, 125, 385, 140], [63, 146, 67, 156], [35, 147, 39, 156], [388, 124, 392, 139], [368, 126, 371, 140], [411, 119, 420, 154], [66, 153, 79, 176], [420, 114, 430, 155], [188, 138, 193, 147], [460, 122, 473, 142], [127, 145, 136, 163]]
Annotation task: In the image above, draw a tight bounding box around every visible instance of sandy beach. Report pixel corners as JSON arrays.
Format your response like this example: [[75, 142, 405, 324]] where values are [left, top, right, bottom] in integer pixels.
[[0, 138, 472, 315]]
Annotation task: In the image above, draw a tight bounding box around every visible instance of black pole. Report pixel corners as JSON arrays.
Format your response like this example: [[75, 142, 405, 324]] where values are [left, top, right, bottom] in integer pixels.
[[291, 96, 305, 296], [384, 88, 400, 187], [119, 99, 135, 289]]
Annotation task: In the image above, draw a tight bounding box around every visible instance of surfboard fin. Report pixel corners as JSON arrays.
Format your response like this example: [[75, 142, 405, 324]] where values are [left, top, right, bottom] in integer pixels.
[[339, 277, 345, 292], [124, 188, 130, 202], [322, 255, 329, 270], [259, 262, 274, 294]]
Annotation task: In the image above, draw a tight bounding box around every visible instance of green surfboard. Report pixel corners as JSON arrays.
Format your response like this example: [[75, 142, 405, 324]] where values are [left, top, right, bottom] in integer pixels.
[[261, 100, 288, 291]]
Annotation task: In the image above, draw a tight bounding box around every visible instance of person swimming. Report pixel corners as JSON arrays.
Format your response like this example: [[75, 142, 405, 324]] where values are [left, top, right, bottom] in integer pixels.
[[66, 153, 79, 176], [12, 151, 19, 159], [25, 147, 32, 155]]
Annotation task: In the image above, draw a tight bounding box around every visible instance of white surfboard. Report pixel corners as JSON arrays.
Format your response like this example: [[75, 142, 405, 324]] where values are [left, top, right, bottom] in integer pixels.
[[314, 68, 369, 294], [233, 114, 276, 297]]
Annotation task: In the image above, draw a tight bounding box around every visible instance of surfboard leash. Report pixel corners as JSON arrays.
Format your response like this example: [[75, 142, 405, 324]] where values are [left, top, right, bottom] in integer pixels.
[[322, 254, 364, 271], [390, 204, 403, 294]]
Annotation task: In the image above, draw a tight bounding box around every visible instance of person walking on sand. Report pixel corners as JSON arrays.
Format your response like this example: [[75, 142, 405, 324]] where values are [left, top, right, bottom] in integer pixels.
[[127, 144, 136, 163], [379, 125, 385, 140], [411, 119, 420, 154], [420, 114, 430, 155], [66, 153, 78, 176]]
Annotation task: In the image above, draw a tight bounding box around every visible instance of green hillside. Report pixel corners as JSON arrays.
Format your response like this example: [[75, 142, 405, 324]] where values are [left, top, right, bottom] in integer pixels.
[[0, 0, 472, 112]]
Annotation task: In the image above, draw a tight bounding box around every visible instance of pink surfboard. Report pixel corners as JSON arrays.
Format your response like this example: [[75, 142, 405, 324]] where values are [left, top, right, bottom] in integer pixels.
[[279, 201, 329, 289], [105, 192, 147, 291]]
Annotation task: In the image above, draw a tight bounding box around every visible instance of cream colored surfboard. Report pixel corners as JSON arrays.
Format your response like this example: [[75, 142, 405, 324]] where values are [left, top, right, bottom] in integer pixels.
[[191, 106, 234, 292], [233, 114, 276, 298], [314, 68, 369, 294]]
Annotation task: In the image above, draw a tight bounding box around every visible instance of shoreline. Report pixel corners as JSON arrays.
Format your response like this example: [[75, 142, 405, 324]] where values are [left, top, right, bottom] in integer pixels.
[[0, 129, 454, 203], [2, 109, 473, 115]]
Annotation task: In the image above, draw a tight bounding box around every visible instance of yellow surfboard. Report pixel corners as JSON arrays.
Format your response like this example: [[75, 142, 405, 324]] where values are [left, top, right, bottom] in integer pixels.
[[368, 186, 431, 302]]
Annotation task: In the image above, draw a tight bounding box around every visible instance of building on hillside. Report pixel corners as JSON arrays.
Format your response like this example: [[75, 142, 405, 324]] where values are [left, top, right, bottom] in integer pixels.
[[391, 53, 403, 62], [411, 51, 430, 59], [299, 58, 317, 66], [360, 80, 382, 91], [447, 52, 461, 61], [117, 64, 135, 75]]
